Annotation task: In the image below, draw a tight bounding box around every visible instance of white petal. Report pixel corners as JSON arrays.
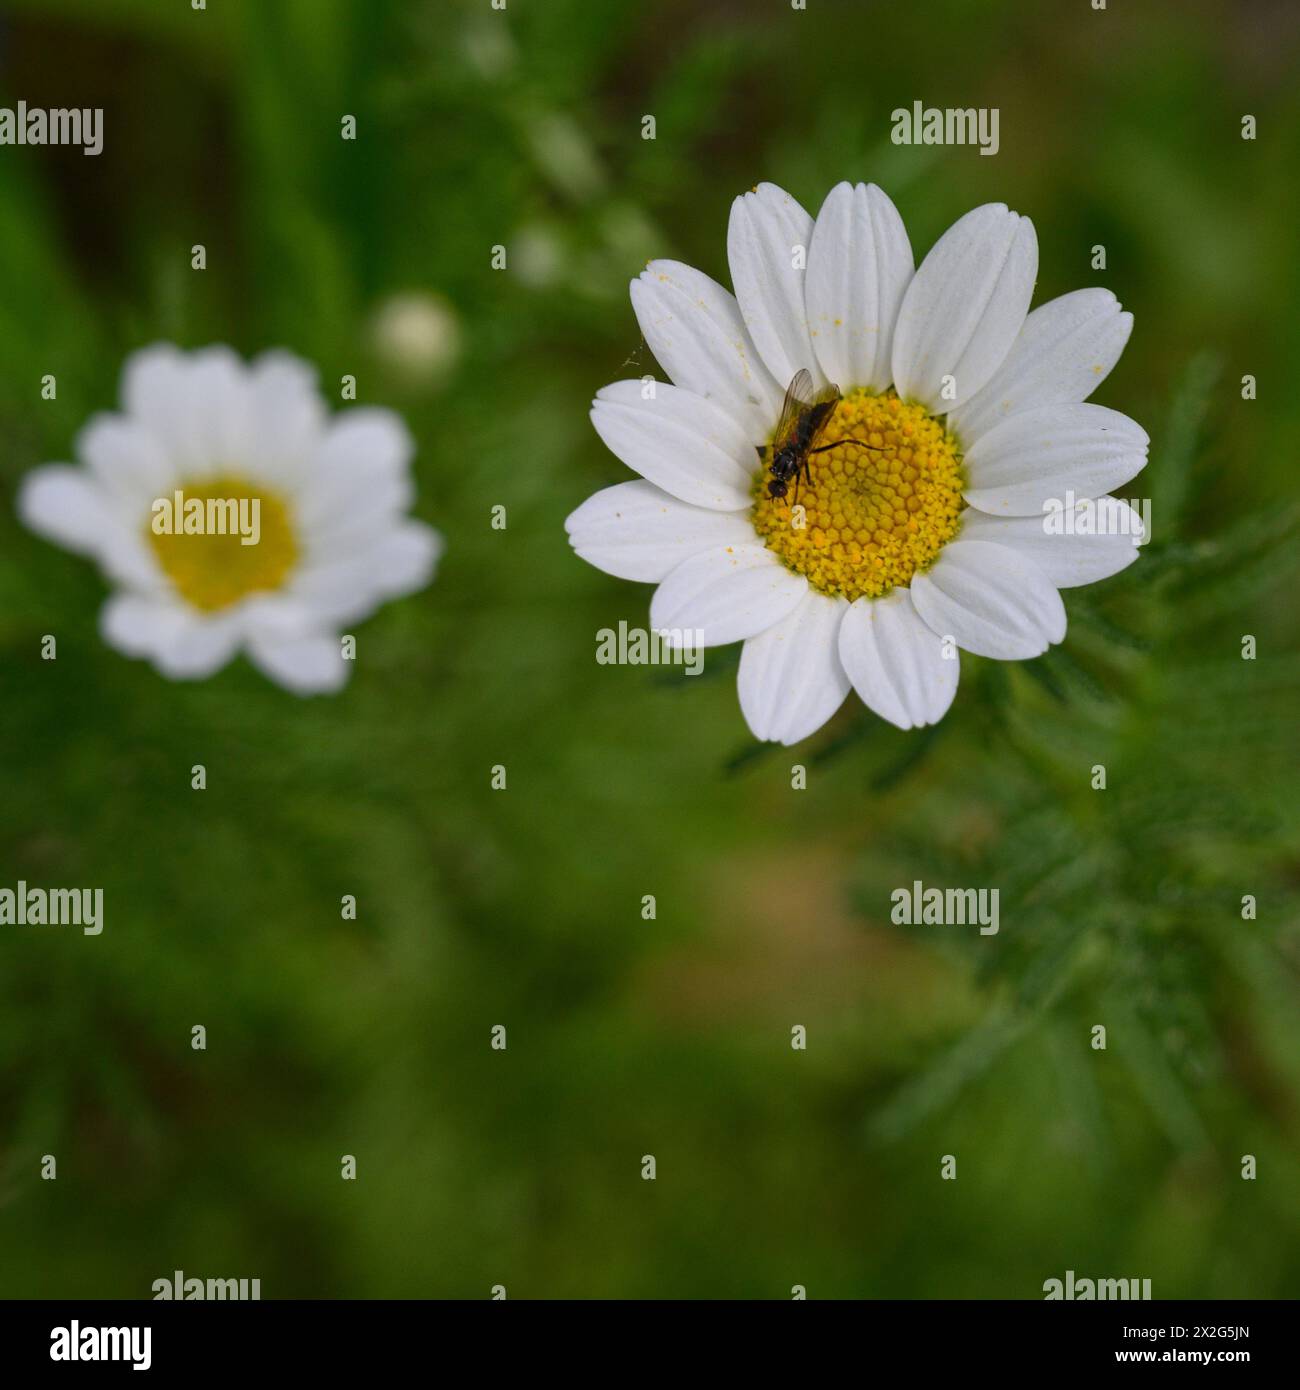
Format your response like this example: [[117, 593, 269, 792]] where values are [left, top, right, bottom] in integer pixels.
[[298, 408, 415, 532], [119, 343, 251, 475], [101, 594, 241, 679], [958, 499, 1143, 588], [243, 350, 327, 485], [99, 532, 167, 594], [247, 632, 350, 695], [100, 593, 190, 656], [910, 539, 1066, 660], [838, 589, 959, 729], [240, 594, 320, 641], [368, 520, 443, 596], [305, 497, 411, 554], [629, 260, 781, 438], [77, 416, 177, 509], [17, 466, 115, 555], [288, 553, 384, 624], [806, 181, 914, 393], [737, 591, 850, 744], [565, 480, 753, 582], [153, 620, 244, 679], [180, 346, 254, 470], [120, 344, 323, 485], [120, 343, 206, 468], [964, 403, 1149, 516], [726, 182, 822, 393], [649, 541, 807, 648], [951, 288, 1134, 444], [591, 380, 758, 511], [290, 520, 439, 626], [891, 204, 1037, 410], [313, 407, 414, 484]]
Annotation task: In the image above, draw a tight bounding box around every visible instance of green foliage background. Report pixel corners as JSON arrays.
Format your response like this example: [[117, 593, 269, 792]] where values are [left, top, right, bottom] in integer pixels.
[[0, 0, 1297, 1298]]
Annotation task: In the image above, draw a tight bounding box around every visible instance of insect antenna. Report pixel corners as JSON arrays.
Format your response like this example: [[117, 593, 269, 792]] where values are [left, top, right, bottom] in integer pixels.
[[809, 438, 886, 457]]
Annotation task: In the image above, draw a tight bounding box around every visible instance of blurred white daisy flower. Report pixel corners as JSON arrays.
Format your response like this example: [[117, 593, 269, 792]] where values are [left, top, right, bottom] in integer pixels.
[[567, 182, 1148, 744], [19, 344, 442, 693]]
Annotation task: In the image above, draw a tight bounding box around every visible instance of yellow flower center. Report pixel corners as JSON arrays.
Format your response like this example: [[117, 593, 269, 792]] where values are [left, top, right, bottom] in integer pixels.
[[147, 475, 298, 612], [751, 390, 965, 601]]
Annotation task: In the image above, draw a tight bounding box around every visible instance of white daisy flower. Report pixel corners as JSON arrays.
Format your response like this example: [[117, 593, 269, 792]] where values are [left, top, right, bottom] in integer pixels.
[[566, 182, 1148, 744], [18, 344, 442, 693]]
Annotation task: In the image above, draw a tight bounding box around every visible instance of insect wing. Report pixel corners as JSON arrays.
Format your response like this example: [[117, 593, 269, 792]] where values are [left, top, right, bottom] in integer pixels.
[[768, 369, 812, 454], [803, 381, 842, 450]]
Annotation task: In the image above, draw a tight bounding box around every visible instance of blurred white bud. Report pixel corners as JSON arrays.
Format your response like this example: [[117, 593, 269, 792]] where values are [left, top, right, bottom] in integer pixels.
[[463, 20, 516, 80], [527, 114, 604, 201], [512, 225, 563, 289], [369, 291, 461, 385]]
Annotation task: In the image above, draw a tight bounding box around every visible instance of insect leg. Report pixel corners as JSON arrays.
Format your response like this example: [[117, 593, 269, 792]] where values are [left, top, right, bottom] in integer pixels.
[[809, 438, 884, 455]]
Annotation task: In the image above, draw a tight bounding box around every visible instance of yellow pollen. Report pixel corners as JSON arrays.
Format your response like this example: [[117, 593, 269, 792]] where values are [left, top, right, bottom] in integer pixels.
[[751, 389, 965, 600], [147, 475, 298, 612]]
